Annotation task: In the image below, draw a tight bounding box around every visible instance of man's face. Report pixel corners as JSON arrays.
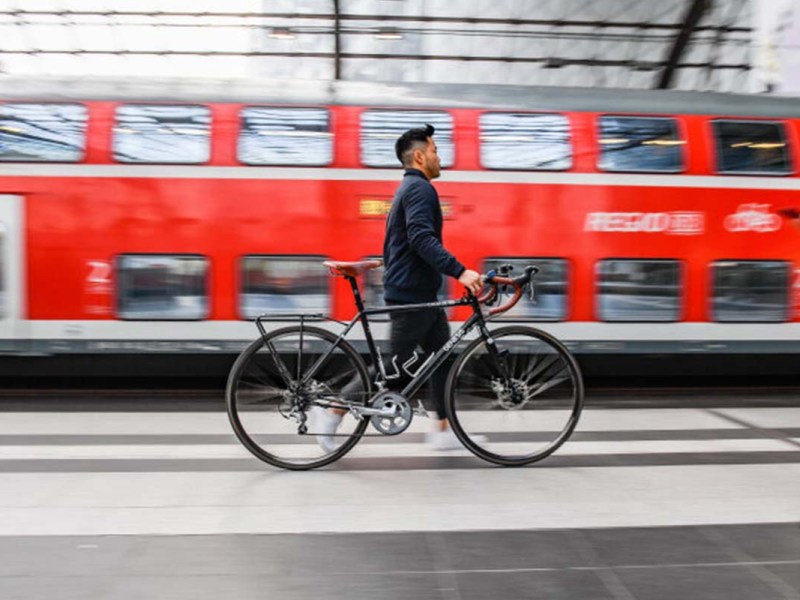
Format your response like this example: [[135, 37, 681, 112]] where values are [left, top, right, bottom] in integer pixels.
[[416, 138, 441, 180]]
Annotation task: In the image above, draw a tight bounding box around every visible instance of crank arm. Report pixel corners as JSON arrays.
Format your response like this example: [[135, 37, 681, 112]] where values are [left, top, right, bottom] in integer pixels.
[[353, 405, 402, 418], [310, 398, 400, 419]]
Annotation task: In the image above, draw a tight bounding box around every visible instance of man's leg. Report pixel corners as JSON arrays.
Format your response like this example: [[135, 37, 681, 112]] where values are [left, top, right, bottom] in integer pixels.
[[388, 305, 475, 450], [421, 308, 450, 426], [422, 309, 486, 449], [418, 309, 461, 450], [388, 303, 433, 395]]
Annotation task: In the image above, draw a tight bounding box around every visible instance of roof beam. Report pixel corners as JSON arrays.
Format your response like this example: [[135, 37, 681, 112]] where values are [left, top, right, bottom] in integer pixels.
[[0, 9, 749, 33], [0, 48, 749, 71], [657, 0, 711, 89], [333, 0, 341, 80]]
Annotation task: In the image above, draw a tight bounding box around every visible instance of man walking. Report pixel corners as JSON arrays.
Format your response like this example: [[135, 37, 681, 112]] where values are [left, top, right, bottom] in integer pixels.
[[381, 124, 481, 449]]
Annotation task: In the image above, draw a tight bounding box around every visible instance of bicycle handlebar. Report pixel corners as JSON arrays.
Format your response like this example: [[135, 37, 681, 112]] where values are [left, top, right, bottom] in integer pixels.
[[475, 265, 538, 316]]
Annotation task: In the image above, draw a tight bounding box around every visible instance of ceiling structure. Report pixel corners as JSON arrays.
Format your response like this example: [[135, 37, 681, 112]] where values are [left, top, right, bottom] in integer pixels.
[[0, 0, 761, 92]]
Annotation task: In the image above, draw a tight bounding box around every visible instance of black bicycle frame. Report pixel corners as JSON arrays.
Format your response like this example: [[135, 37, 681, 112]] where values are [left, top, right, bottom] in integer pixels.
[[255, 275, 511, 404]]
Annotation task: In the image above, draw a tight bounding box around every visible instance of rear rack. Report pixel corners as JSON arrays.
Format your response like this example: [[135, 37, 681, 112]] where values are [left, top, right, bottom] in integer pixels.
[[254, 313, 348, 340]]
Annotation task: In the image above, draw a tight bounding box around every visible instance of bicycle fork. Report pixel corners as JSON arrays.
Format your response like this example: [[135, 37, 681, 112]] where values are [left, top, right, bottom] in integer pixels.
[[471, 296, 513, 382]]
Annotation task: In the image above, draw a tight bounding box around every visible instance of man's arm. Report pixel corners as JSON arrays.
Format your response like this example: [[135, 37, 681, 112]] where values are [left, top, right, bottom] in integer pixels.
[[404, 186, 465, 278]]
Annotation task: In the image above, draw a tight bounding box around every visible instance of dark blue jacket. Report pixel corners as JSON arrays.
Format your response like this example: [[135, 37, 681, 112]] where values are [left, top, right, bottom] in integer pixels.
[[383, 169, 465, 303]]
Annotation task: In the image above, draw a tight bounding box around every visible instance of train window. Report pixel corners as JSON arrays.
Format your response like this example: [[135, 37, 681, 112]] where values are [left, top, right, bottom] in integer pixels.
[[0, 103, 87, 162], [361, 256, 448, 320], [712, 260, 789, 322], [361, 110, 454, 168], [481, 258, 569, 321], [479, 113, 571, 170], [113, 105, 211, 164], [238, 107, 332, 166], [116, 255, 209, 320], [598, 116, 685, 173], [597, 259, 682, 322], [712, 120, 792, 175], [239, 256, 330, 319]]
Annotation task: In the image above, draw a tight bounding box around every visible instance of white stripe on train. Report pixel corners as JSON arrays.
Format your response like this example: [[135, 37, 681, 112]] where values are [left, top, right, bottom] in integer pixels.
[[2, 164, 800, 190], [20, 320, 800, 342]]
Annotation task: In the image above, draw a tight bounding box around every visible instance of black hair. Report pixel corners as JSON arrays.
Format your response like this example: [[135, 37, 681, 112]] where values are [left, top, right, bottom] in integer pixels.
[[394, 123, 435, 166]]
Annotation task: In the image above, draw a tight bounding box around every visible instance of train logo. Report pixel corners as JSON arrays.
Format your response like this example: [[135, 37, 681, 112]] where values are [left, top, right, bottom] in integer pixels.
[[584, 211, 704, 235], [724, 203, 782, 233]]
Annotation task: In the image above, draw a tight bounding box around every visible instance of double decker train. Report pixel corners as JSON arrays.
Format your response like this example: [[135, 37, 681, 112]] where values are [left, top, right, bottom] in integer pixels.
[[1, 76, 799, 380]]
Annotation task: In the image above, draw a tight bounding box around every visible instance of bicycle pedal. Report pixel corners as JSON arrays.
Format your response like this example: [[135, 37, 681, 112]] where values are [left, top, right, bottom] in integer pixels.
[[413, 400, 429, 417]]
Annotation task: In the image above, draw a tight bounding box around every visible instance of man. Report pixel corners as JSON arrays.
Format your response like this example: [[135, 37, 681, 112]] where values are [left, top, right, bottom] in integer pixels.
[[312, 124, 482, 453], [381, 124, 481, 449]]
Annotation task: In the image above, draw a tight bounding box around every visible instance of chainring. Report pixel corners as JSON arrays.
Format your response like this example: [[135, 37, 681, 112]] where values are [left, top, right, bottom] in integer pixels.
[[369, 391, 413, 435]]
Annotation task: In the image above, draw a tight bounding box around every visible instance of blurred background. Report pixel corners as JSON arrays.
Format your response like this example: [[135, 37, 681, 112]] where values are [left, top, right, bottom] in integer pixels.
[[1, 0, 800, 391]]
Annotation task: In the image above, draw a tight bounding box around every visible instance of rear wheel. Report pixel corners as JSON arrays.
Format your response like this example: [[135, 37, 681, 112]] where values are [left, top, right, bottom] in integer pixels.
[[226, 326, 371, 470], [445, 326, 583, 466]]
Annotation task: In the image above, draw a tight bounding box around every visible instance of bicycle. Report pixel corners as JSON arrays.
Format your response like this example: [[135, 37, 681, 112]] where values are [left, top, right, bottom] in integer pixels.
[[226, 260, 584, 470]]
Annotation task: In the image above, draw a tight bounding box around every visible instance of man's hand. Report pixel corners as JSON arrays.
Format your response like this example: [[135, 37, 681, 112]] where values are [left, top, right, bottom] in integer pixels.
[[458, 269, 482, 296]]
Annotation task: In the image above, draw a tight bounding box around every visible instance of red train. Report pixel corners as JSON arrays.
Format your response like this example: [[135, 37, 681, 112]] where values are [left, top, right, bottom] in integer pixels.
[[1, 77, 799, 373]]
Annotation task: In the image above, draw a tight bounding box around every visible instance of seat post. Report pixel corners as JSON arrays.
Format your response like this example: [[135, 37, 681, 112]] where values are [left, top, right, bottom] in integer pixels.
[[347, 276, 366, 313], [347, 274, 381, 367]]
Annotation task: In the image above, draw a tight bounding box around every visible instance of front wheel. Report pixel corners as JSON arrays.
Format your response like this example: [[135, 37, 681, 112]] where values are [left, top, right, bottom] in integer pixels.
[[445, 326, 583, 466]]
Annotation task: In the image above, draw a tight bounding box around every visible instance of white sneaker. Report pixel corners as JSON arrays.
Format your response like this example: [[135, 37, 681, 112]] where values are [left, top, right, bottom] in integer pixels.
[[308, 406, 344, 454], [426, 428, 464, 451]]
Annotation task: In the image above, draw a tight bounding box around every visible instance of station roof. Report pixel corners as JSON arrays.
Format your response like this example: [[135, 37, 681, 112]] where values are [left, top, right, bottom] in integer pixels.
[[0, 0, 753, 91], [5, 76, 798, 119]]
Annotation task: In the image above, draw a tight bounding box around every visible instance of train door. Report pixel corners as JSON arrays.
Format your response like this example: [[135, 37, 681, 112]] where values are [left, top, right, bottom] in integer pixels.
[[0, 195, 26, 352]]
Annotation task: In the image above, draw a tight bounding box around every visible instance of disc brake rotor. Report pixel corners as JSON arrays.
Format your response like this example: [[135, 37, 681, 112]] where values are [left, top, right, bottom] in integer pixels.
[[491, 378, 531, 410]]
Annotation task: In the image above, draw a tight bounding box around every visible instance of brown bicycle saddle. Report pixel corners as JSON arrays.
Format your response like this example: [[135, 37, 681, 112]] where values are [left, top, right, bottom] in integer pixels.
[[323, 259, 383, 277]]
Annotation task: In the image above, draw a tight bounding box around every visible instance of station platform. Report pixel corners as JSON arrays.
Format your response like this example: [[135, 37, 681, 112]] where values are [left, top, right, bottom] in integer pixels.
[[0, 389, 798, 599]]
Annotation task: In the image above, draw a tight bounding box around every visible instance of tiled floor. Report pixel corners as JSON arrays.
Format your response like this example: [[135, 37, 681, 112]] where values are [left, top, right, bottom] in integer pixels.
[[1, 524, 798, 599], [0, 392, 798, 598]]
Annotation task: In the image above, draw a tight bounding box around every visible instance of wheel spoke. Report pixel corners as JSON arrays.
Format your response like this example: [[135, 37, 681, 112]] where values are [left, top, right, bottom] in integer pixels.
[[235, 381, 284, 405], [527, 369, 571, 398], [520, 352, 554, 383], [245, 357, 279, 385], [320, 366, 357, 389]]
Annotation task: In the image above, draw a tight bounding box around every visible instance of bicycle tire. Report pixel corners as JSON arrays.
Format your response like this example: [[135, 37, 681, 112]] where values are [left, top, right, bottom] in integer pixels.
[[445, 325, 583, 466], [226, 325, 371, 470]]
